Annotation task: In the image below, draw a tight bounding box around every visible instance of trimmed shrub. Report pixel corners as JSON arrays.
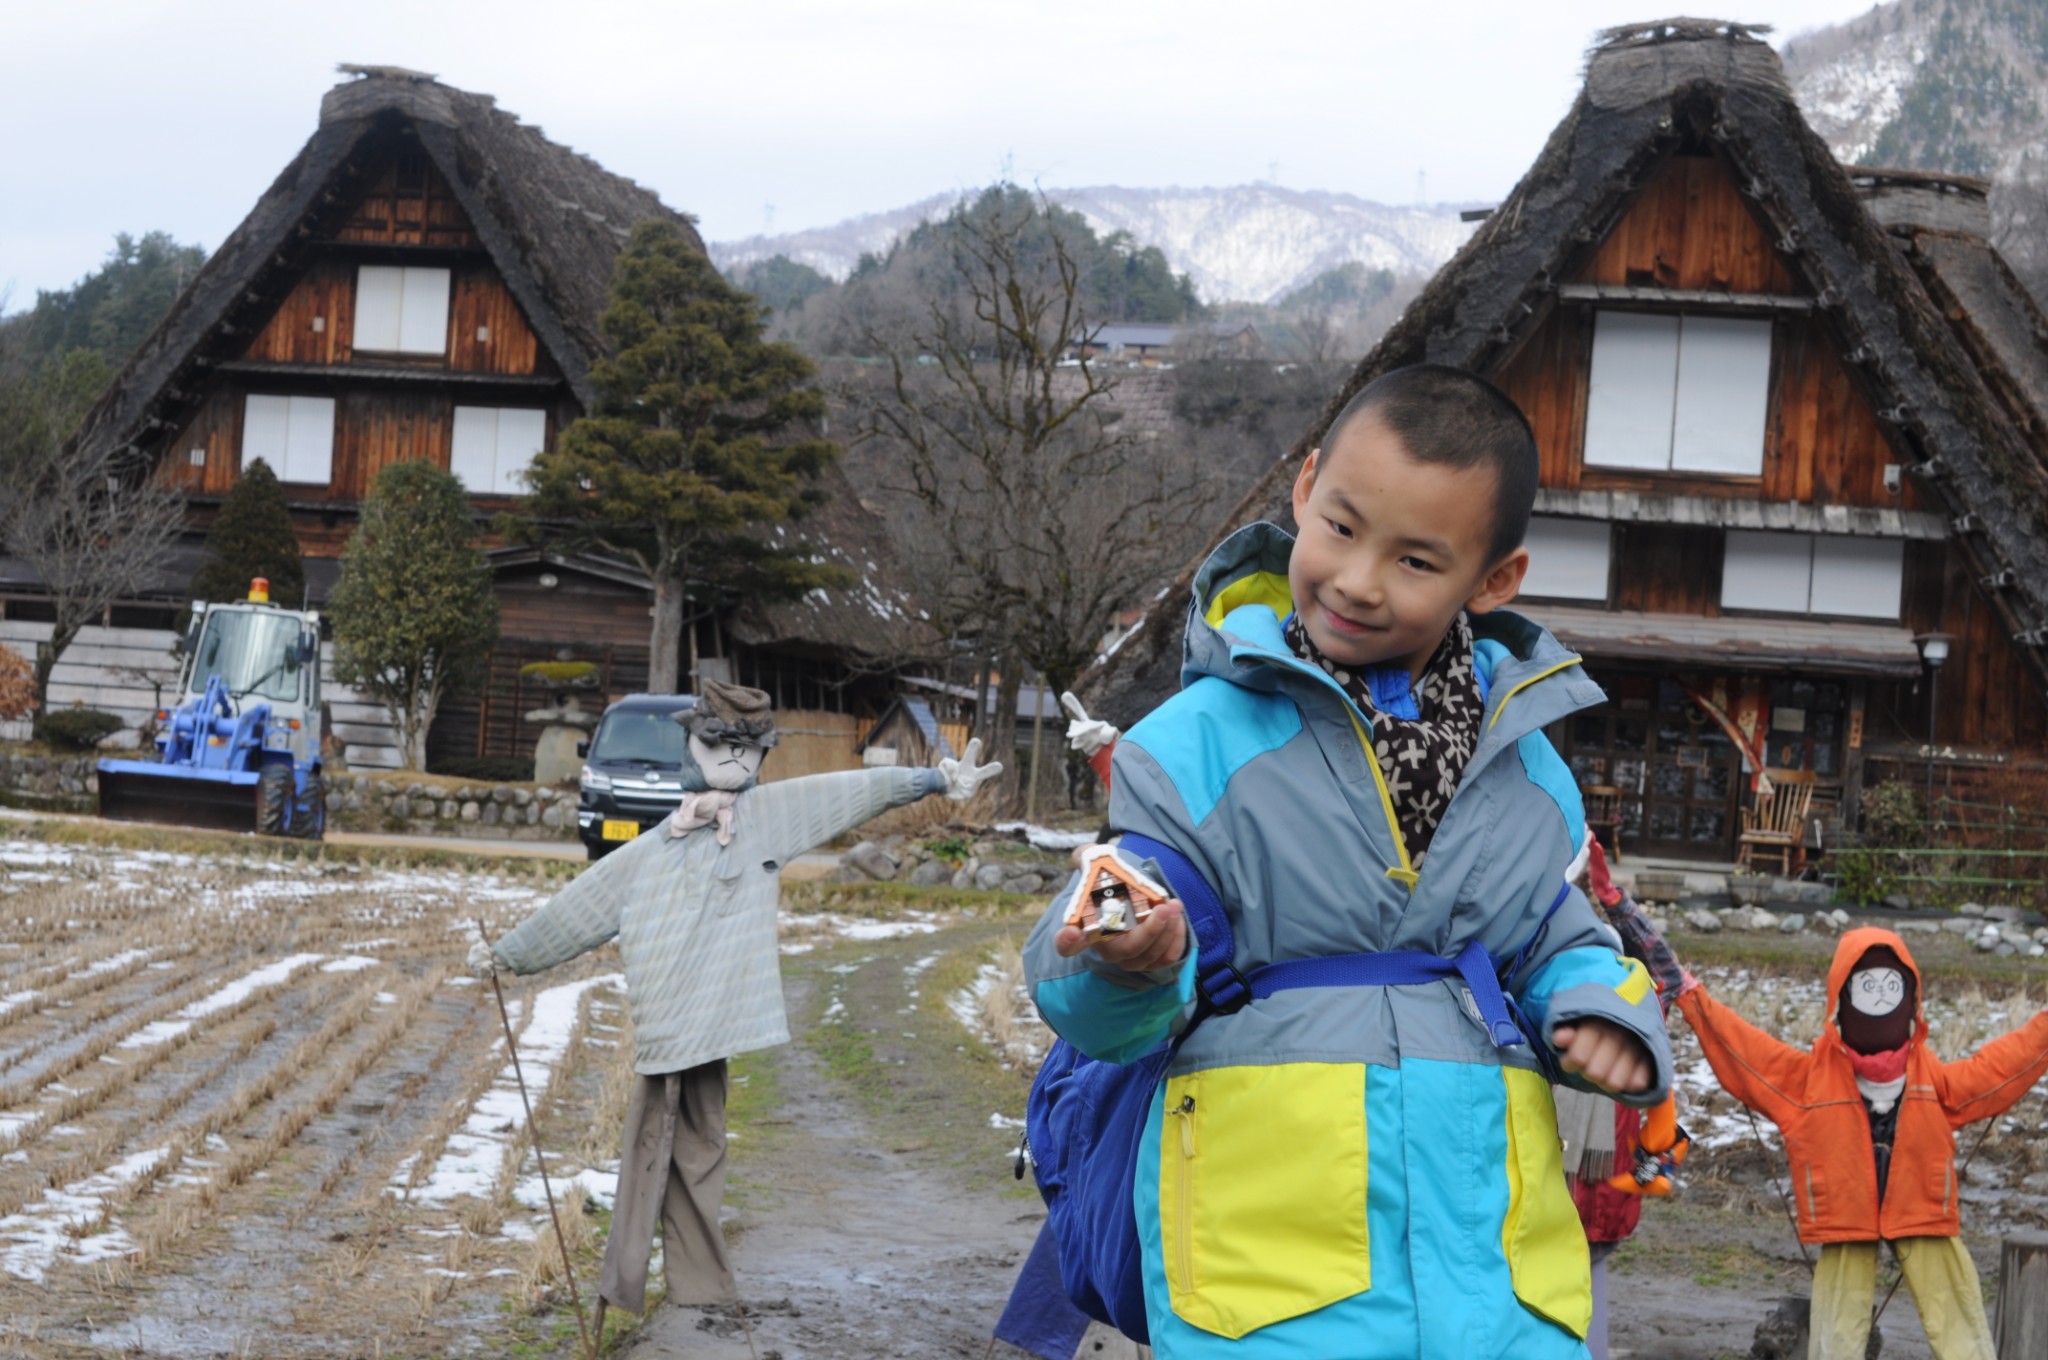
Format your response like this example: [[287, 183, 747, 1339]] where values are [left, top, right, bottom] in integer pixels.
[[34, 708, 124, 750]]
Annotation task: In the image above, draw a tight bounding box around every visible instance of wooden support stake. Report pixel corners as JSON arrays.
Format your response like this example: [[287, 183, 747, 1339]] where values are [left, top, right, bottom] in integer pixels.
[[1995, 1231, 2048, 1360]]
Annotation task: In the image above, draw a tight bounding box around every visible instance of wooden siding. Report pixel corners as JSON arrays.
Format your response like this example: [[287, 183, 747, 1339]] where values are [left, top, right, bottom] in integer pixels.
[[1612, 524, 1724, 615], [335, 147, 478, 248], [243, 261, 544, 377], [330, 390, 450, 499], [449, 267, 544, 375], [1498, 314, 1916, 510], [243, 261, 358, 365], [1870, 539, 2048, 752], [158, 387, 242, 495], [1575, 151, 1799, 294], [498, 570, 651, 649]]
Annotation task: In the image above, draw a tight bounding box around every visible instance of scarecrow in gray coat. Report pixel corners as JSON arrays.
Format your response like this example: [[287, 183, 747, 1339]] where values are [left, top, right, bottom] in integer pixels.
[[469, 681, 1001, 1323]]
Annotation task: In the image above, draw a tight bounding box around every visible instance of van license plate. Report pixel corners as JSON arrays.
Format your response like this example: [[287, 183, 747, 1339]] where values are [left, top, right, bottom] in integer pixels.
[[601, 820, 639, 841]]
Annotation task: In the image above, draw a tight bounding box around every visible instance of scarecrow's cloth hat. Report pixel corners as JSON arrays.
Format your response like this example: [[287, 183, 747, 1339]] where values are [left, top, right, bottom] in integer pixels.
[[679, 681, 780, 748]]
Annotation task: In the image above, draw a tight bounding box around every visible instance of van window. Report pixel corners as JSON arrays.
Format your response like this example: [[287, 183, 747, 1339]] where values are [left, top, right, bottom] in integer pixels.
[[591, 711, 688, 767]]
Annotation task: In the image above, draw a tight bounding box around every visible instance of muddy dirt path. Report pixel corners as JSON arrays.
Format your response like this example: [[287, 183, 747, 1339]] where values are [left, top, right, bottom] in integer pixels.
[[617, 958, 1055, 1359]]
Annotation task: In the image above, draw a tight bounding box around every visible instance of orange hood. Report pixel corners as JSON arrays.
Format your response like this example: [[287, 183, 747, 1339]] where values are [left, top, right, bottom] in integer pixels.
[[1823, 925, 1926, 1050]]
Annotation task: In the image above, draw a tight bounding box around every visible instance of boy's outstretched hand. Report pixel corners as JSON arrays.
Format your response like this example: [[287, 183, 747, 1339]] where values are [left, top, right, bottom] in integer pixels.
[[1551, 1017, 1655, 1094], [1053, 897, 1189, 973]]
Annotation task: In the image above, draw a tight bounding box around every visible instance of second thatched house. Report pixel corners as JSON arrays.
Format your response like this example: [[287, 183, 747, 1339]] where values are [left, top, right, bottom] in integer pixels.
[[1082, 19, 2048, 862]]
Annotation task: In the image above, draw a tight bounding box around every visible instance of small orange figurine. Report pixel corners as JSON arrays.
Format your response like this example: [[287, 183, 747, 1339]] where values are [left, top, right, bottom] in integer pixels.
[[1064, 845, 1168, 944]]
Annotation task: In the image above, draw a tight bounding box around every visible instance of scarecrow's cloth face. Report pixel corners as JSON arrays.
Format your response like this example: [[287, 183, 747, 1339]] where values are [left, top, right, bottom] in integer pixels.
[[689, 732, 767, 790], [1847, 967, 1907, 1017]]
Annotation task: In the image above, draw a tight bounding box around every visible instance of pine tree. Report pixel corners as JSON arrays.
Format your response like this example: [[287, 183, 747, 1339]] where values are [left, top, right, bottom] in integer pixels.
[[187, 458, 304, 609], [519, 219, 845, 691], [329, 461, 499, 770]]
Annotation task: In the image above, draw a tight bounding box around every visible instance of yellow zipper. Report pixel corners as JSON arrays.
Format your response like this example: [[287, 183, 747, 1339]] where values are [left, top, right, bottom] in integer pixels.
[[1345, 710, 1418, 889], [1170, 1094, 1197, 1295], [1485, 658, 1583, 730]]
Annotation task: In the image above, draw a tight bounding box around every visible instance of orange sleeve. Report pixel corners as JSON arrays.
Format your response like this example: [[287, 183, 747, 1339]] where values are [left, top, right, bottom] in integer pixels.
[[1676, 985, 1810, 1127], [1934, 1008, 2048, 1130], [1088, 741, 1115, 793]]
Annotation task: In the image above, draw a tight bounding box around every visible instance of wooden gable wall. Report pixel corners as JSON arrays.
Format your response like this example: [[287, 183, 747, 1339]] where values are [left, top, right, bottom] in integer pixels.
[[1499, 150, 1915, 510], [1489, 146, 2043, 757], [155, 139, 570, 542]]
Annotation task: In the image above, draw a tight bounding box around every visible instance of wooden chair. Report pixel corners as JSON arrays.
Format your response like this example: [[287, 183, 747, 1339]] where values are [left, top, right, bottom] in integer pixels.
[[1738, 769, 1817, 876], [1582, 784, 1626, 864]]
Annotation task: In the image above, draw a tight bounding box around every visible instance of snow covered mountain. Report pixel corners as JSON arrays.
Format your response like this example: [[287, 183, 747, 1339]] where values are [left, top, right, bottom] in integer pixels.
[[1781, 0, 2048, 180], [711, 184, 1479, 305]]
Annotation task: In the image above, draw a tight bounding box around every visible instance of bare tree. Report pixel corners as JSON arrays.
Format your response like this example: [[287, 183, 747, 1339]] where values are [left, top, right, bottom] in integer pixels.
[[0, 347, 185, 712], [844, 187, 1221, 810]]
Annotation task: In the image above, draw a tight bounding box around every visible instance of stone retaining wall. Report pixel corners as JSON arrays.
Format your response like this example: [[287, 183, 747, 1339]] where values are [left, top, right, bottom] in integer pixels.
[[0, 752, 98, 812], [324, 774, 578, 840]]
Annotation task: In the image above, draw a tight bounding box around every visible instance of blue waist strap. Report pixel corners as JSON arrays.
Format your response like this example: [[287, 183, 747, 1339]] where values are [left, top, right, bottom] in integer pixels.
[[1249, 939, 1526, 1050]]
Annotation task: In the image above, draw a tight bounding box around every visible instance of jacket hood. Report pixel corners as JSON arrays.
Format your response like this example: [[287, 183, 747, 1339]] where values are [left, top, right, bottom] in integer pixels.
[[1182, 523, 1596, 719], [1825, 926, 1927, 1049]]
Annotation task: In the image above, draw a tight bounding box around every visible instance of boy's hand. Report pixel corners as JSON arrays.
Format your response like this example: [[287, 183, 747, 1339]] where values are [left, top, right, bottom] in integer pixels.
[[1054, 897, 1188, 972], [1551, 1017, 1654, 1094]]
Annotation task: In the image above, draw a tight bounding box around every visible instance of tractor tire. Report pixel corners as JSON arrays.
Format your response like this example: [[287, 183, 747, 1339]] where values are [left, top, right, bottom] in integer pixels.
[[256, 764, 291, 837], [293, 772, 326, 841]]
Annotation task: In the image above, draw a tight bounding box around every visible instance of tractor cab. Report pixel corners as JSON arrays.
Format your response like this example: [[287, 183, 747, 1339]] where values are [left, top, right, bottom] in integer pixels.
[[98, 578, 327, 837]]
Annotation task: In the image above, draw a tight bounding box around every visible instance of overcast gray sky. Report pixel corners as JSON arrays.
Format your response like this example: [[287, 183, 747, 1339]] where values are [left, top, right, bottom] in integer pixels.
[[2, 0, 1880, 311]]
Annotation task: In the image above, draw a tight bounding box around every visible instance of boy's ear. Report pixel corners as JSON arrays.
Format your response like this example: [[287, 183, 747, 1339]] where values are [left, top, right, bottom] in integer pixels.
[[1290, 448, 1322, 523], [1466, 547, 1530, 616]]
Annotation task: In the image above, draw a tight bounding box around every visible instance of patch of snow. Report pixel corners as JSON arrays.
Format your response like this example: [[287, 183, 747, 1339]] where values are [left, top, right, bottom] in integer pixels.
[[994, 822, 1094, 852], [119, 954, 325, 1050], [0, 1146, 166, 1281]]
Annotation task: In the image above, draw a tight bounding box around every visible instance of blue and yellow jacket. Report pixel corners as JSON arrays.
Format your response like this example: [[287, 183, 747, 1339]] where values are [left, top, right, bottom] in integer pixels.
[[1024, 523, 1673, 1359]]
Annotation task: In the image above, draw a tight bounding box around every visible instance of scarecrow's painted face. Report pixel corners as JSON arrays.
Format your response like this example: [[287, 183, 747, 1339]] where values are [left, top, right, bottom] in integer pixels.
[[688, 732, 767, 790], [1847, 967, 1907, 1017]]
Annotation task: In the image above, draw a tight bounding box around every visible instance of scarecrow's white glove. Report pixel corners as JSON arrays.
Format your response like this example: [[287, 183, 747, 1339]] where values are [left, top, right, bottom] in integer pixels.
[[937, 738, 1003, 801], [1060, 691, 1119, 756], [467, 938, 501, 980]]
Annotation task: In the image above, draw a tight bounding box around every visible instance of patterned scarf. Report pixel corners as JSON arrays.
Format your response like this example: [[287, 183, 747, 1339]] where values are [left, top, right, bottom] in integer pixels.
[[1285, 611, 1483, 864]]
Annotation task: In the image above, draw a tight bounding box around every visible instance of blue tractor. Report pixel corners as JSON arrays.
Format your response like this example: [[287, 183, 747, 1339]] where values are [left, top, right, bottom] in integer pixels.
[[97, 579, 326, 838]]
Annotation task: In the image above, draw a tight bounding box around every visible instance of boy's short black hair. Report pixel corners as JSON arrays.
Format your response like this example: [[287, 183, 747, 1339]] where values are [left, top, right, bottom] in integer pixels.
[[1318, 364, 1539, 565]]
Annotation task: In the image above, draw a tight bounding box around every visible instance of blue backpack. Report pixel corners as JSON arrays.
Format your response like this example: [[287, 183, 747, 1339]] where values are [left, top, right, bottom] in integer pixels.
[[1020, 834, 1567, 1344]]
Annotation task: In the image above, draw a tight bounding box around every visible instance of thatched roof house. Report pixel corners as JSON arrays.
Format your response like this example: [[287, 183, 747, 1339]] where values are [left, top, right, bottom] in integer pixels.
[[36, 66, 933, 771], [1082, 18, 2048, 856]]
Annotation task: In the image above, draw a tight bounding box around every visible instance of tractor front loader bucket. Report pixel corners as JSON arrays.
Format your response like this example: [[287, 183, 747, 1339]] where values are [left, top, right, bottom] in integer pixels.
[[97, 762, 260, 834]]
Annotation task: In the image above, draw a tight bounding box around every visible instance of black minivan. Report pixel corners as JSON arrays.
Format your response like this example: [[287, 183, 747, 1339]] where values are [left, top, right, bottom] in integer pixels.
[[575, 692, 697, 860]]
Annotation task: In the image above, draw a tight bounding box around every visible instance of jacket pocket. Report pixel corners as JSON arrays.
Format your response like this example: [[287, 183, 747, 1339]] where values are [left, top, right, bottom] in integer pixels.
[[1501, 1067, 1592, 1339], [1160, 1061, 1369, 1339]]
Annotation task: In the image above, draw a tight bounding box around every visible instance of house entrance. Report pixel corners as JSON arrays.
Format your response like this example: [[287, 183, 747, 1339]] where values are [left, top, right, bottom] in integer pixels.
[[1555, 670, 1851, 862]]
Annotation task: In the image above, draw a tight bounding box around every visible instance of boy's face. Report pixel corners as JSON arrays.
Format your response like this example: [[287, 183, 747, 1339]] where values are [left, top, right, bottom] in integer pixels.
[[1288, 414, 1529, 683]]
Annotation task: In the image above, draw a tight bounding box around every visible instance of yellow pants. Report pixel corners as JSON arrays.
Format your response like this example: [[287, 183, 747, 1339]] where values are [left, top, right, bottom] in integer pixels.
[[1809, 1237, 1994, 1360]]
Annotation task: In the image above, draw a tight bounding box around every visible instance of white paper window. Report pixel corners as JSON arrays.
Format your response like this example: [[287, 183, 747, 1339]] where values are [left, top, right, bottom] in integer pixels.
[[353, 265, 450, 355], [1520, 517, 1612, 601], [1721, 531, 1903, 620], [1585, 311, 1772, 476], [1809, 536, 1904, 619], [450, 406, 547, 495], [241, 394, 335, 485]]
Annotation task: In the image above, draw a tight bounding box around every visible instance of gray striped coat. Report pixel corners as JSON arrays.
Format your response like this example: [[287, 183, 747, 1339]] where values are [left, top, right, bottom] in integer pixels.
[[493, 767, 944, 1074]]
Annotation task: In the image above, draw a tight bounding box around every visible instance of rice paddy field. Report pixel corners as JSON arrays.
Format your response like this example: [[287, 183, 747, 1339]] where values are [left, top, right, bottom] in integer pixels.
[[4, 809, 2048, 1359]]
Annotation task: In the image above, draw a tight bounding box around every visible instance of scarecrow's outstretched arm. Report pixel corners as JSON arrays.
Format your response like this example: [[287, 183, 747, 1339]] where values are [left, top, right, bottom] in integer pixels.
[[1675, 981, 1806, 1126], [1936, 1008, 2048, 1129], [488, 831, 641, 976]]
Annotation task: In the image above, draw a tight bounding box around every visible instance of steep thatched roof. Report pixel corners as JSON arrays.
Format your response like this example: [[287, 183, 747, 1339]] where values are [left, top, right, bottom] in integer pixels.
[[74, 67, 702, 467], [1081, 17, 2048, 724], [728, 459, 943, 663]]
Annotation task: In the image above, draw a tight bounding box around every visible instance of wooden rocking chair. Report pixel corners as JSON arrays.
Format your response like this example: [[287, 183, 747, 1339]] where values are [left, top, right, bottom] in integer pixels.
[[1582, 784, 1626, 864], [1738, 769, 1816, 876]]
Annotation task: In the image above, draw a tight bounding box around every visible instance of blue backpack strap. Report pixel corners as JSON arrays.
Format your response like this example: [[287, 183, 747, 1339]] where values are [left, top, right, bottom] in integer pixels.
[[1114, 833, 1249, 1016]]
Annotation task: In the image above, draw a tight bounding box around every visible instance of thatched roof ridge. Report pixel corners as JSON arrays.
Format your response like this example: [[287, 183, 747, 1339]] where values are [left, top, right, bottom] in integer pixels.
[[74, 69, 703, 468], [1079, 19, 2048, 723]]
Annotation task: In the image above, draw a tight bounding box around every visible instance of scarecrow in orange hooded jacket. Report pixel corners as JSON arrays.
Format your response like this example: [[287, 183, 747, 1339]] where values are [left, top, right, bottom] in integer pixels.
[[1678, 926, 2048, 1360]]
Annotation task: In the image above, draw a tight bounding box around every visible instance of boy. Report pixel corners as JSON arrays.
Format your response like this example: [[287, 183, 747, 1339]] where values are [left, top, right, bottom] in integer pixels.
[[1680, 929, 2048, 1359], [1024, 365, 1672, 1359]]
